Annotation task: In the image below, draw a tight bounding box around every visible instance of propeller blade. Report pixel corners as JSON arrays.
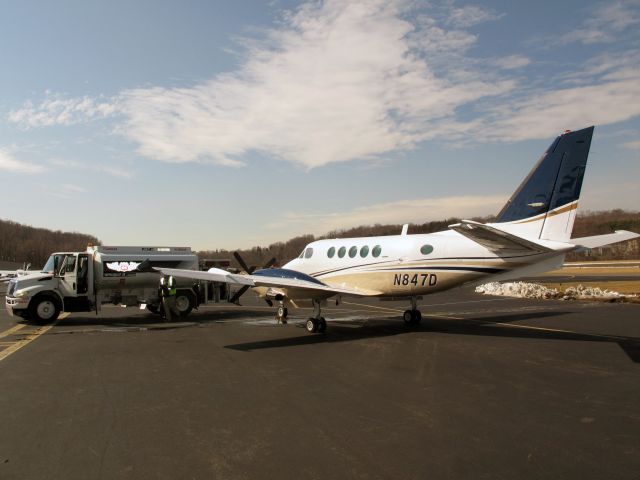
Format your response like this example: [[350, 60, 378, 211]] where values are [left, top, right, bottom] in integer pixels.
[[229, 285, 250, 305], [233, 251, 252, 274], [262, 257, 277, 269]]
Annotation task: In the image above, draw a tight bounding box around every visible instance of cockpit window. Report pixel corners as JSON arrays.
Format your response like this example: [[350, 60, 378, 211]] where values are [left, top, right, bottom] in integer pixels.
[[304, 248, 314, 259]]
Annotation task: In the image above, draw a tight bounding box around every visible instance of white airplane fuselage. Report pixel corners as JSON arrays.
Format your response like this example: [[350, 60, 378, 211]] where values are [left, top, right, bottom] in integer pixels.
[[280, 230, 566, 300]]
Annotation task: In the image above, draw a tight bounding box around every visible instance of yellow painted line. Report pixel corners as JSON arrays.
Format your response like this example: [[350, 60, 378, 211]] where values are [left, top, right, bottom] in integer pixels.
[[0, 323, 26, 339], [0, 320, 59, 363]]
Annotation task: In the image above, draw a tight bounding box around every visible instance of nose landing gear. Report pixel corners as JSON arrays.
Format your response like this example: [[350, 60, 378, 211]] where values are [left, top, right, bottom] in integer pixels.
[[275, 301, 288, 324]]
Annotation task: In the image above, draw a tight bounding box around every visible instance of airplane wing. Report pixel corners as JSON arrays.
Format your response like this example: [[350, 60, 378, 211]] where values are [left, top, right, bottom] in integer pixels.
[[449, 220, 553, 254], [570, 230, 640, 249], [154, 267, 372, 297]]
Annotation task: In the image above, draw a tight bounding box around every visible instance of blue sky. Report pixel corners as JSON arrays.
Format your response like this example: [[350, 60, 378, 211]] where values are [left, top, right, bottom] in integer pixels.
[[1, 0, 639, 250]]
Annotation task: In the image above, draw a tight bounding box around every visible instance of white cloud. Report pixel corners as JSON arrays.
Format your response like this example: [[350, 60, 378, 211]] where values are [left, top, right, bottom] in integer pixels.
[[116, 0, 513, 168], [49, 159, 134, 179], [0, 148, 45, 174], [267, 195, 507, 235], [8, 93, 116, 129], [447, 5, 503, 28], [7, 0, 640, 166], [479, 72, 640, 141], [542, 1, 640, 46], [492, 55, 531, 70]]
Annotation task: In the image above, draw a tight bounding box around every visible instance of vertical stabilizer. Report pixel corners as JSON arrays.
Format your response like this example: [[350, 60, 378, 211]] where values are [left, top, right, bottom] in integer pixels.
[[494, 127, 594, 242]]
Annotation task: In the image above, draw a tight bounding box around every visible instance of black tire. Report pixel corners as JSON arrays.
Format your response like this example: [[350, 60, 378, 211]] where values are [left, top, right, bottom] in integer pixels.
[[146, 304, 160, 315], [414, 310, 422, 324], [403, 310, 413, 325], [29, 295, 61, 324], [317, 317, 327, 333], [174, 290, 195, 317]]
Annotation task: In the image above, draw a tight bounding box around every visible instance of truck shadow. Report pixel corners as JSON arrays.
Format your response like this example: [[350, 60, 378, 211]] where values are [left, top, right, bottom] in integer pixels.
[[47, 306, 274, 328]]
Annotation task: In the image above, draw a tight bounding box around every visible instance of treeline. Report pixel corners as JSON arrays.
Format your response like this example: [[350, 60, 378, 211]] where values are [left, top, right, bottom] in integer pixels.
[[567, 210, 640, 261], [198, 210, 640, 269], [0, 218, 100, 268]]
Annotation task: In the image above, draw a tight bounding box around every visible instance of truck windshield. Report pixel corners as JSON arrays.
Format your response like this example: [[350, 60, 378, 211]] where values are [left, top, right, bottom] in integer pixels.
[[42, 254, 66, 274]]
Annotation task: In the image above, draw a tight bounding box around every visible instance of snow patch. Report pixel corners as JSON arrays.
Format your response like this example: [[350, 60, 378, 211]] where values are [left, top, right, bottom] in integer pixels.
[[475, 282, 633, 301]]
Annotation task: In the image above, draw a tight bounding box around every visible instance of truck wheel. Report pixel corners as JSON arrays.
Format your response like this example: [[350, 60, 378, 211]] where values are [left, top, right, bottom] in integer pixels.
[[29, 295, 60, 324], [174, 291, 195, 317], [146, 304, 160, 315]]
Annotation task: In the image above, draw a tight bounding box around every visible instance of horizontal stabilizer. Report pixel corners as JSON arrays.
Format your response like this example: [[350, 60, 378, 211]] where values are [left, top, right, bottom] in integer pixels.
[[449, 220, 553, 254], [570, 230, 640, 250]]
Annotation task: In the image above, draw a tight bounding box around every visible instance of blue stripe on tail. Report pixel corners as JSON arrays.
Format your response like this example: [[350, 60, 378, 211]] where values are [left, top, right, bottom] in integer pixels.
[[496, 126, 594, 223]]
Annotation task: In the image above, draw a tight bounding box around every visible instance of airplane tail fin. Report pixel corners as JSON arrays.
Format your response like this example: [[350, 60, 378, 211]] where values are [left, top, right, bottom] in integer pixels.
[[494, 126, 594, 242]]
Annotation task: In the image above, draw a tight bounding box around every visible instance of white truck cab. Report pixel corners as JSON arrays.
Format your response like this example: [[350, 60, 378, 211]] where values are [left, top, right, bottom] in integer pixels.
[[6, 245, 201, 323]]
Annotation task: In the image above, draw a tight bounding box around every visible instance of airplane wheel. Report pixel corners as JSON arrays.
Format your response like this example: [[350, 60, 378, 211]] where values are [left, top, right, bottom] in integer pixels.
[[306, 318, 318, 333], [277, 305, 288, 319], [317, 317, 327, 333], [403, 310, 421, 325]]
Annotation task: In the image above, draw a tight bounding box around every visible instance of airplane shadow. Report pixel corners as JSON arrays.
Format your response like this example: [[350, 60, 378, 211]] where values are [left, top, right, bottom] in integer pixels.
[[225, 311, 640, 364]]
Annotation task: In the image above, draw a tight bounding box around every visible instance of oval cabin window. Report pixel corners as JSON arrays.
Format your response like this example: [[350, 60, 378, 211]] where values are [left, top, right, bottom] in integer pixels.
[[420, 244, 434, 255]]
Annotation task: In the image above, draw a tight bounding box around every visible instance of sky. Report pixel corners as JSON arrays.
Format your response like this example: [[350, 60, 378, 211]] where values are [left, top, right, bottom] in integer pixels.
[[1, 0, 639, 251]]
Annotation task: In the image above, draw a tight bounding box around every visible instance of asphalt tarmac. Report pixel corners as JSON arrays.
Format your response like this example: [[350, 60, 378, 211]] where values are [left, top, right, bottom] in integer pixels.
[[1, 289, 639, 480]]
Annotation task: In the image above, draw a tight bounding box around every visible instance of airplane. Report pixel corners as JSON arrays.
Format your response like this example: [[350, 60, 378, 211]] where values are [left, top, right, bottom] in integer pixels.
[[155, 126, 639, 333], [0, 263, 31, 283]]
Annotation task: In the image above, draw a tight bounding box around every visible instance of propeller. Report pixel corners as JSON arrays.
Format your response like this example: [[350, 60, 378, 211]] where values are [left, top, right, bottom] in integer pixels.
[[229, 252, 276, 305]]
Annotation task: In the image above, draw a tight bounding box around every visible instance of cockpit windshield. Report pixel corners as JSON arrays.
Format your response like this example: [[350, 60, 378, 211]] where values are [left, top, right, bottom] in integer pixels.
[[41, 254, 66, 274]]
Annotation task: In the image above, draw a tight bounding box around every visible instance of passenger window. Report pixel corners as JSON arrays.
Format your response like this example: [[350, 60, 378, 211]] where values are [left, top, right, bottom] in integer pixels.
[[420, 244, 434, 255], [327, 247, 335, 258], [338, 247, 346, 258], [304, 248, 314, 259], [360, 245, 369, 257], [348, 246, 357, 258], [372, 245, 382, 257]]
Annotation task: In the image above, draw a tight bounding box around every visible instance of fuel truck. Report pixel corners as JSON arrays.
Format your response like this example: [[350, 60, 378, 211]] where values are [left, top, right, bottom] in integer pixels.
[[5, 246, 203, 323]]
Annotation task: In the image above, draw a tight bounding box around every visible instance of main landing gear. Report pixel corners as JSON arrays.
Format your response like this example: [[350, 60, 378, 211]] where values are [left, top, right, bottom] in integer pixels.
[[403, 296, 422, 326], [305, 299, 327, 333]]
